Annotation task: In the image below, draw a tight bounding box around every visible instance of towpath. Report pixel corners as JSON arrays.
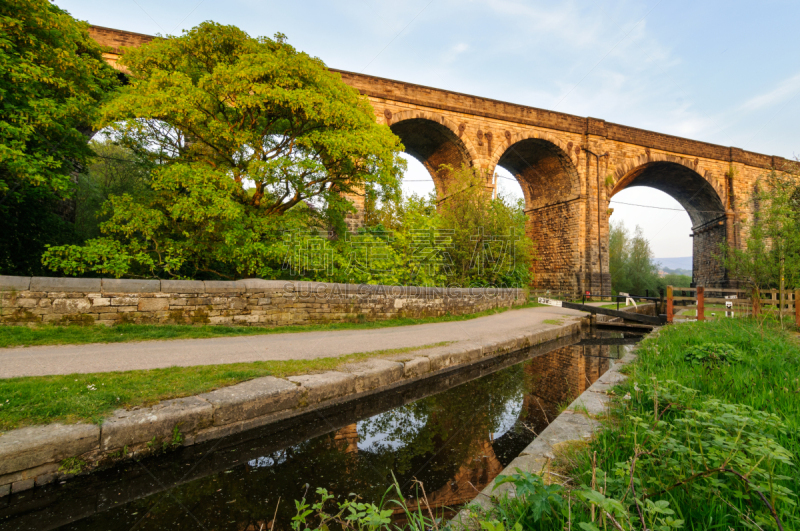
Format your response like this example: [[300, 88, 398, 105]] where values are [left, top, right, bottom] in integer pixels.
[[0, 304, 598, 378]]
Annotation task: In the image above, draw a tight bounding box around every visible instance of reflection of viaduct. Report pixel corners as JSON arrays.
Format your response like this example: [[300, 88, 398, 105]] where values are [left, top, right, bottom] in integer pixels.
[[87, 26, 795, 293], [333, 424, 505, 515], [327, 343, 610, 515]]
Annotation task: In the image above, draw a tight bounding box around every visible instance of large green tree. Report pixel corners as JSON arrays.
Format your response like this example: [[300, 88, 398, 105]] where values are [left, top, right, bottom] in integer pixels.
[[0, 0, 118, 199], [44, 22, 404, 279]]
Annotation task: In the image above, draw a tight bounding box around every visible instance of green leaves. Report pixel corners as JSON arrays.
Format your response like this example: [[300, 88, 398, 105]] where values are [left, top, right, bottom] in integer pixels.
[[683, 342, 744, 365], [103, 21, 403, 215], [0, 0, 118, 197]]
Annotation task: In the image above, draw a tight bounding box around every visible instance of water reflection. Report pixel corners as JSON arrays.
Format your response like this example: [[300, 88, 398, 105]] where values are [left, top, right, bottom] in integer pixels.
[[0, 332, 633, 531]]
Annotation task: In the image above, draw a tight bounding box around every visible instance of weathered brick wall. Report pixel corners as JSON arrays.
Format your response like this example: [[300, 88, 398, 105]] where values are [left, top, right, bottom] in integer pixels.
[[527, 200, 585, 292], [0, 276, 526, 327]]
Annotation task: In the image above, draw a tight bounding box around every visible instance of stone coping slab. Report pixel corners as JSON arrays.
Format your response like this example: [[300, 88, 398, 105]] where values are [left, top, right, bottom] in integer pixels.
[[0, 320, 582, 496], [0, 424, 99, 477], [0, 275, 525, 298]]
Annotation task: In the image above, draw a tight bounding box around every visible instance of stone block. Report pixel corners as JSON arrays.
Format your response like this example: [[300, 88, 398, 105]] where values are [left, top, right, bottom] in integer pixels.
[[0, 275, 31, 291], [161, 279, 205, 294], [401, 357, 430, 378], [138, 298, 168, 312], [341, 359, 404, 392], [203, 281, 246, 294], [0, 462, 59, 486], [100, 397, 212, 451], [12, 478, 34, 493], [15, 298, 37, 308], [198, 377, 301, 426], [487, 337, 518, 356], [426, 348, 462, 371], [52, 298, 92, 313], [0, 424, 99, 476], [110, 297, 139, 306], [31, 277, 101, 293], [102, 278, 160, 293], [453, 343, 483, 363], [91, 297, 111, 307], [287, 372, 356, 405], [35, 472, 57, 486], [241, 278, 288, 293], [0, 484, 9, 497]]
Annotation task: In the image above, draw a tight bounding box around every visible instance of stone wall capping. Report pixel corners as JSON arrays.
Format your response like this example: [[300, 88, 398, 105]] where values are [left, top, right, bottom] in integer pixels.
[[30, 277, 101, 293], [0, 275, 31, 291], [198, 377, 301, 426], [102, 278, 161, 294], [241, 279, 287, 293], [160, 279, 205, 294], [0, 423, 99, 477], [100, 397, 213, 452], [203, 280, 247, 294]]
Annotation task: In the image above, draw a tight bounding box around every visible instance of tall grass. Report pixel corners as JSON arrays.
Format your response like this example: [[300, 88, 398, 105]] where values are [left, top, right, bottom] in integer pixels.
[[464, 318, 799, 530]]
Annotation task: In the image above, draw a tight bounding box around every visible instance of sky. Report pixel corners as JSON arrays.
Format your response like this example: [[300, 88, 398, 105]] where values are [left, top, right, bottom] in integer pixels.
[[57, 0, 800, 260]]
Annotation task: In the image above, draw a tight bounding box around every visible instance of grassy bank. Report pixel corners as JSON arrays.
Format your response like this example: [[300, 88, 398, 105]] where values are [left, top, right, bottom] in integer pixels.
[[0, 342, 450, 431], [0, 301, 543, 348], [465, 318, 800, 530]]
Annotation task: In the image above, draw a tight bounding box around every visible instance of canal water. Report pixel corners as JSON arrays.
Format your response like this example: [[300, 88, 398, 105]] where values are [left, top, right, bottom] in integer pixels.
[[0, 330, 641, 531]]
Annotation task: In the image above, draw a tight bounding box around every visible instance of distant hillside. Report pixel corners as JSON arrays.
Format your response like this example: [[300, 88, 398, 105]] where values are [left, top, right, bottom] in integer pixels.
[[655, 256, 692, 272], [662, 266, 692, 277]]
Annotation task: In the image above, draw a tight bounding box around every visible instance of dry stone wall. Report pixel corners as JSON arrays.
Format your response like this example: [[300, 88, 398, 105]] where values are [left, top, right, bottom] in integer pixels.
[[0, 276, 526, 327]]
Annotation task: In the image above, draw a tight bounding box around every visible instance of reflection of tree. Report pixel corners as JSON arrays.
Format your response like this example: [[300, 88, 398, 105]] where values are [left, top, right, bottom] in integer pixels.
[[356, 363, 526, 487], [57, 343, 627, 531]]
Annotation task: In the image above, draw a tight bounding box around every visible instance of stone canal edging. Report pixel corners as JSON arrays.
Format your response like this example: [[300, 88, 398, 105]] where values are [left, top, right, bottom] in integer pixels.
[[0, 320, 582, 498], [455, 329, 654, 526], [0, 276, 526, 327]]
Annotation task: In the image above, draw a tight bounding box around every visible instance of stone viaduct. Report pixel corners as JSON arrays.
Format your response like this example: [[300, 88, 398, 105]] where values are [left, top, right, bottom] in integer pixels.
[[88, 25, 795, 294]]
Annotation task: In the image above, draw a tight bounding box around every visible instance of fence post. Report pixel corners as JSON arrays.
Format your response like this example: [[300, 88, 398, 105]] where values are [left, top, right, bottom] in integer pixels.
[[795, 289, 800, 327], [667, 285, 674, 324], [697, 286, 705, 321]]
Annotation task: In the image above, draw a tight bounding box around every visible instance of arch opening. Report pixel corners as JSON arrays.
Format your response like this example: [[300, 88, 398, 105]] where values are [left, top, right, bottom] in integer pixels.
[[495, 138, 581, 292], [390, 118, 472, 199], [496, 138, 578, 210], [612, 162, 729, 287], [399, 153, 437, 199], [612, 162, 726, 227]]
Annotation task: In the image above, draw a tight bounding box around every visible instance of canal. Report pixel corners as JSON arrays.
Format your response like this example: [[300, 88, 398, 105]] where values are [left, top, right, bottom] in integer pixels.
[[0, 330, 642, 531]]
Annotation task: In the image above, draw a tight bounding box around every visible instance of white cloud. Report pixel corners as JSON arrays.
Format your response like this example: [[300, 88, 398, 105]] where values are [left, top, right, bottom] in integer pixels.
[[738, 72, 800, 113]]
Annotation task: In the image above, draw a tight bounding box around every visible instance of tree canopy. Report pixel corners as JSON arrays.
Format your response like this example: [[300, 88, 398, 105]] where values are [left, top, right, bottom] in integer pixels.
[[44, 22, 406, 279], [0, 0, 118, 199]]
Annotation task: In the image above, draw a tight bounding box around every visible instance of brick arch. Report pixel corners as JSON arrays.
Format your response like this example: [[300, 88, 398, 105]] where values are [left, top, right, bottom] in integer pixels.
[[385, 110, 480, 160], [492, 134, 581, 210], [385, 111, 480, 198], [610, 159, 726, 227], [488, 130, 578, 170]]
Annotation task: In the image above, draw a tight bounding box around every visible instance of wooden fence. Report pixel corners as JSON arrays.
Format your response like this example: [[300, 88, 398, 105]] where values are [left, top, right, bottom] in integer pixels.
[[666, 286, 800, 325]]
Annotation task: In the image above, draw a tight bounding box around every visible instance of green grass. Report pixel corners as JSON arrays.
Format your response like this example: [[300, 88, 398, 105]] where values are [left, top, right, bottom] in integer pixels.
[[542, 319, 564, 325], [469, 318, 800, 529], [576, 319, 800, 528], [0, 341, 452, 431], [0, 301, 545, 348]]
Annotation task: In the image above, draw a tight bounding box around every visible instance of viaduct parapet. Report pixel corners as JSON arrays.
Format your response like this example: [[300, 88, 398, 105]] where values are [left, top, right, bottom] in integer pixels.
[[88, 25, 794, 293]]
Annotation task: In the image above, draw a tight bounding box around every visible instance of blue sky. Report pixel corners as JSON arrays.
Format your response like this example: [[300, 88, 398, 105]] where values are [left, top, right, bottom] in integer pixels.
[[57, 0, 800, 259]]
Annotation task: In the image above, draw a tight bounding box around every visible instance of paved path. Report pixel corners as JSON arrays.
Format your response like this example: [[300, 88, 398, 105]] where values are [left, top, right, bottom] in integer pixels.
[[0, 305, 596, 378]]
